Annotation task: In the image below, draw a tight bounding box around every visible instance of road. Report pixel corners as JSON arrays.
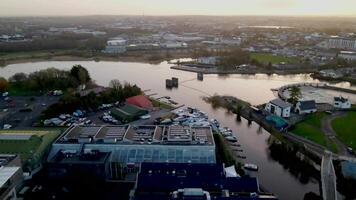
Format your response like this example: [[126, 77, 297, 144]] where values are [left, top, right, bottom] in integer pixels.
[[321, 111, 351, 156], [321, 152, 338, 200]]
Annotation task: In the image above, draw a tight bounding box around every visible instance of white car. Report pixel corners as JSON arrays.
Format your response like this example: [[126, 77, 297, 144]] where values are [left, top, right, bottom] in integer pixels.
[[3, 124, 12, 130], [2, 92, 9, 97], [140, 114, 151, 120]]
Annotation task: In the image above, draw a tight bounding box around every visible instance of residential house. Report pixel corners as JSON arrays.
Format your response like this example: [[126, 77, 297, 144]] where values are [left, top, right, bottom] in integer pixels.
[[334, 96, 351, 109], [295, 100, 317, 114], [265, 99, 292, 118]]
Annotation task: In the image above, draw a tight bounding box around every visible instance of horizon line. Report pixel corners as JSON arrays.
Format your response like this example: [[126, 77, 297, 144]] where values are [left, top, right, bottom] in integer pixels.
[[1, 14, 356, 18]]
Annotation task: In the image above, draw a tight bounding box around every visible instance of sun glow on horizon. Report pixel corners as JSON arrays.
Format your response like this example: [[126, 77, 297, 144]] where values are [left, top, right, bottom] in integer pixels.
[[0, 0, 356, 17]]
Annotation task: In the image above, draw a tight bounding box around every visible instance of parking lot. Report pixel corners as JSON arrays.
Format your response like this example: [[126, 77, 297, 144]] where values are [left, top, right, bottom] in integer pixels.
[[0, 95, 60, 129]]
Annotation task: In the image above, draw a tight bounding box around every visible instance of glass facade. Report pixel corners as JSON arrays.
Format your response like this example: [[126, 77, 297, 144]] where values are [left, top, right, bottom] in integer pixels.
[[50, 143, 216, 164]]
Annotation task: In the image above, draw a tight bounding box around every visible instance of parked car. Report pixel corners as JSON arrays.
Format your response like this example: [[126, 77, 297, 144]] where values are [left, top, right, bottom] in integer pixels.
[[140, 114, 151, 120], [3, 124, 12, 130]]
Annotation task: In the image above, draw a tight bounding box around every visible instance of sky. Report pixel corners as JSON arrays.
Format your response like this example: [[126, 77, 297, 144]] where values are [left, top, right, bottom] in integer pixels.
[[1, 0, 356, 17]]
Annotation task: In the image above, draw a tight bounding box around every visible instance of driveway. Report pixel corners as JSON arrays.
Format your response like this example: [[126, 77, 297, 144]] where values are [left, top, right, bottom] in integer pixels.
[[321, 111, 351, 156]]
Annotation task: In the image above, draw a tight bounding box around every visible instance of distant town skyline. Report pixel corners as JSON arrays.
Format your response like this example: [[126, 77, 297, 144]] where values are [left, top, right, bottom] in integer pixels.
[[1, 0, 356, 17]]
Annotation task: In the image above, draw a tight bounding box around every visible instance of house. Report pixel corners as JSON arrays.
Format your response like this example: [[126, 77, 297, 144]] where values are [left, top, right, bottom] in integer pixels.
[[295, 100, 317, 114], [265, 98, 292, 118], [334, 96, 351, 109]]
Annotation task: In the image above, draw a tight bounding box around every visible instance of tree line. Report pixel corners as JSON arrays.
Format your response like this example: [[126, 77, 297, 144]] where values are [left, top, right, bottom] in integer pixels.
[[4, 65, 91, 93]]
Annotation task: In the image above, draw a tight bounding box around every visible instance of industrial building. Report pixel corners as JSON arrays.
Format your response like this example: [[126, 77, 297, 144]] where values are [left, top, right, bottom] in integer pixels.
[[47, 125, 216, 179], [130, 162, 278, 200]]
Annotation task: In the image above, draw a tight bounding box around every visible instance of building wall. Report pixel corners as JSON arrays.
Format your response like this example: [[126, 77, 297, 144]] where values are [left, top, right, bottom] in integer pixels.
[[339, 53, 356, 61], [49, 143, 216, 165], [265, 103, 291, 118], [334, 101, 351, 109], [328, 38, 356, 50]]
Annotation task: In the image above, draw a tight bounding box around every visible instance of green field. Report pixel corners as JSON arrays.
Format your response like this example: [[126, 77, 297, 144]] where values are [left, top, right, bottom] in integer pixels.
[[332, 111, 356, 150], [291, 112, 337, 152], [0, 130, 60, 171], [250, 53, 300, 65]]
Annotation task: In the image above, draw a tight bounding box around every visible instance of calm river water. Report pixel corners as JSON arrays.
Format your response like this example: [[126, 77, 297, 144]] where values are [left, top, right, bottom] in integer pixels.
[[1, 61, 355, 200]]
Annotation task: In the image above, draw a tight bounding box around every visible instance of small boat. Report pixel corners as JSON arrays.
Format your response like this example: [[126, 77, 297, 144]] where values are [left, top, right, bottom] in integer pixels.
[[244, 163, 258, 171], [225, 136, 238, 142], [231, 144, 241, 147], [237, 155, 246, 159]]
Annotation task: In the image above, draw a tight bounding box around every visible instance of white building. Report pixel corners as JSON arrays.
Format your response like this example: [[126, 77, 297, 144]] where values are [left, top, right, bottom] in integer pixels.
[[265, 99, 292, 118], [103, 38, 127, 54], [295, 100, 317, 115], [325, 37, 356, 51], [338, 51, 356, 61], [197, 57, 218, 65], [334, 97, 351, 109]]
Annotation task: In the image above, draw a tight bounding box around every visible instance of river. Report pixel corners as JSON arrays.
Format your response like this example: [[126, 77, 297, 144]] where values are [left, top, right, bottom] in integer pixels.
[[1, 61, 355, 200]]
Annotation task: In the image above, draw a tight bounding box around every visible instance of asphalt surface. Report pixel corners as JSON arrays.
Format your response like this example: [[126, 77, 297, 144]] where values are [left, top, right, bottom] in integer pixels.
[[0, 95, 60, 128]]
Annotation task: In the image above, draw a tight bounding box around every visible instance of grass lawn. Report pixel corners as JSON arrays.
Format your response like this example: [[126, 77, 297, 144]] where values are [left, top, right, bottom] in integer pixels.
[[292, 123, 327, 147], [291, 112, 338, 152], [250, 53, 300, 65], [0, 50, 73, 60], [0, 130, 61, 170], [332, 111, 356, 150]]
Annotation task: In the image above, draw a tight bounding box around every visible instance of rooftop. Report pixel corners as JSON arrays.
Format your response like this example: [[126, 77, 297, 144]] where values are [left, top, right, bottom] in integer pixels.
[[0, 166, 21, 188], [50, 150, 111, 164], [57, 125, 214, 146], [133, 163, 278, 200], [298, 100, 316, 110], [270, 98, 292, 109]]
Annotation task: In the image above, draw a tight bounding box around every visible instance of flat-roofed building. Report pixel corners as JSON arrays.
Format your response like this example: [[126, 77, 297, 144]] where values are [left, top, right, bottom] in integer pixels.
[[48, 125, 216, 170]]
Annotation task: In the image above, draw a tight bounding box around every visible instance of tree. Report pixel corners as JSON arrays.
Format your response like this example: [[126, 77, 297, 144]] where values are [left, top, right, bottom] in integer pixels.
[[109, 79, 123, 101], [288, 86, 301, 106], [70, 65, 91, 84], [9, 72, 27, 83], [0, 77, 9, 93]]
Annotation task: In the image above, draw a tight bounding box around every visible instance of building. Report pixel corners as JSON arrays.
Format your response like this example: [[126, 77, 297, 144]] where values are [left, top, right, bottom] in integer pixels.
[[47, 125, 216, 179], [111, 105, 148, 122], [265, 99, 292, 118], [197, 57, 218, 65], [126, 95, 153, 110], [0, 155, 24, 200], [103, 38, 127, 54], [295, 100, 317, 115], [47, 150, 111, 181], [338, 51, 356, 61], [325, 37, 356, 51], [333, 96, 351, 109], [130, 162, 278, 200]]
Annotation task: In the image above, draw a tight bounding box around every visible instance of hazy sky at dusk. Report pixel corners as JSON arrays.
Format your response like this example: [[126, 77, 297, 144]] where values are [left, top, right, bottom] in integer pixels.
[[1, 0, 356, 16]]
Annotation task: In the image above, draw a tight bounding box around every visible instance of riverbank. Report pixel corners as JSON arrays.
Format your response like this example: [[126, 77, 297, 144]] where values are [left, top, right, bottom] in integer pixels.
[[0, 50, 194, 66], [171, 64, 318, 75]]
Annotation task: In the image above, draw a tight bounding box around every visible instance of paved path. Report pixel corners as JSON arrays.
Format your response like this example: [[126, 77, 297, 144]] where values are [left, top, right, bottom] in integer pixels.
[[321, 152, 338, 200], [320, 111, 350, 156]]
